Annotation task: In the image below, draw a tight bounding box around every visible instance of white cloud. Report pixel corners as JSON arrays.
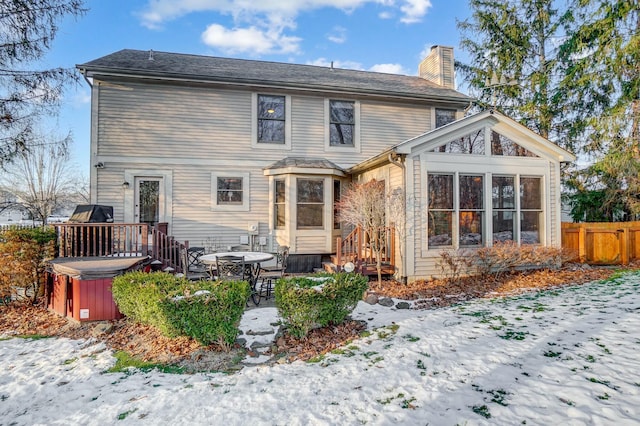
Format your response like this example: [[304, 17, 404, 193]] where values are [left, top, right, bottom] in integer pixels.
[[139, 1, 432, 29], [139, 1, 432, 56], [369, 63, 407, 74], [201, 24, 301, 55], [327, 26, 347, 44], [399, 0, 432, 24]]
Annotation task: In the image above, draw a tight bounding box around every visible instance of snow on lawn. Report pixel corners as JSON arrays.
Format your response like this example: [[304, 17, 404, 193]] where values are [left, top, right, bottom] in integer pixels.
[[1, 272, 640, 425]]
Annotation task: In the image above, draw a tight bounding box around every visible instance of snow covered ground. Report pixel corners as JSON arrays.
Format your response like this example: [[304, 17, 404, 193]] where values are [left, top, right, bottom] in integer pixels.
[[1, 272, 639, 425]]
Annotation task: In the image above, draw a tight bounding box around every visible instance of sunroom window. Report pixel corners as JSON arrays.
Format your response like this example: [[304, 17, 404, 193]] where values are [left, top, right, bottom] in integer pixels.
[[520, 177, 542, 244], [492, 176, 516, 242], [428, 173, 543, 249], [459, 175, 484, 246], [427, 174, 454, 247]]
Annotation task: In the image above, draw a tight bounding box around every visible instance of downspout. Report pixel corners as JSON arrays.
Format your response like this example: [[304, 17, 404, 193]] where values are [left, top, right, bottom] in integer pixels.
[[388, 152, 407, 282]]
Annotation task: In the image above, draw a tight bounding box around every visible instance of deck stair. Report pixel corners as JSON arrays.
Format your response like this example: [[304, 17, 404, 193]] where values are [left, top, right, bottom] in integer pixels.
[[327, 225, 396, 277]]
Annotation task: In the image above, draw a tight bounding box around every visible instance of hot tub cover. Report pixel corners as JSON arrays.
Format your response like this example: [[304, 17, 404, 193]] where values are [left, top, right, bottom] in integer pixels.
[[48, 256, 149, 280]]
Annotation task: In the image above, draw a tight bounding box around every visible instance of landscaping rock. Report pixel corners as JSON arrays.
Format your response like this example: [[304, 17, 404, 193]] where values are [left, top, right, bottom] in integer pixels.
[[364, 293, 379, 305], [395, 301, 411, 310], [91, 322, 114, 337], [378, 297, 394, 307]]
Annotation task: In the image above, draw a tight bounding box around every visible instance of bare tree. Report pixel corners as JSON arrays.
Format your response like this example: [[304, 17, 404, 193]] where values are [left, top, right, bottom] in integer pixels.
[[337, 179, 387, 283], [0, 133, 80, 223]]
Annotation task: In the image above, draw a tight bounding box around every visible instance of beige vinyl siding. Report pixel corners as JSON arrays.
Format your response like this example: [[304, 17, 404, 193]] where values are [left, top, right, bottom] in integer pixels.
[[294, 234, 328, 254], [97, 84, 252, 160], [360, 102, 429, 158], [97, 83, 430, 167], [291, 95, 325, 156], [441, 48, 455, 89], [95, 169, 126, 221]]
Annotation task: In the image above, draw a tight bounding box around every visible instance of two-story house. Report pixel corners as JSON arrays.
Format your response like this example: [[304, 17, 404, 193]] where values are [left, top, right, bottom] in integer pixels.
[[77, 46, 574, 281]]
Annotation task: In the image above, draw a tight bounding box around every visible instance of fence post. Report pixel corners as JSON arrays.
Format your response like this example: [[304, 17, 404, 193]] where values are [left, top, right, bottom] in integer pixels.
[[579, 226, 587, 263]]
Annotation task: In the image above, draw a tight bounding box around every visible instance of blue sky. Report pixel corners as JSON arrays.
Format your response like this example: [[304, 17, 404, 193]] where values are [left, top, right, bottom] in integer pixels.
[[43, 0, 473, 175]]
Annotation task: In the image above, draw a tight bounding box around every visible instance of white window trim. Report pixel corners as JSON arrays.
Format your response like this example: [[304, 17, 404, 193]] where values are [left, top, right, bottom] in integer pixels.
[[324, 99, 360, 153], [211, 172, 250, 212], [251, 93, 292, 150]]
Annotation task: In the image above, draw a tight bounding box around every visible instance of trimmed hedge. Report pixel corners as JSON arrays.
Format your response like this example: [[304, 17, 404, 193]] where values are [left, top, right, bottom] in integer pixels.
[[275, 272, 368, 338], [112, 271, 250, 347]]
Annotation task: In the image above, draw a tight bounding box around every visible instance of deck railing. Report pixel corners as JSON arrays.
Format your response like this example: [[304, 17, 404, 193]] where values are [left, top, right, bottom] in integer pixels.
[[335, 225, 395, 272], [53, 223, 187, 272]]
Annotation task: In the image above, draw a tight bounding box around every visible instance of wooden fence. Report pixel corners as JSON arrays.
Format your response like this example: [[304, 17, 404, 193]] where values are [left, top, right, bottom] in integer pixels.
[[561, 221, 640, 265]]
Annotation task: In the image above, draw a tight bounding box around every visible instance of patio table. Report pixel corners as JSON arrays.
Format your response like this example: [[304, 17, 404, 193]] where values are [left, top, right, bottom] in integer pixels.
[[200, 251, 274, 287]]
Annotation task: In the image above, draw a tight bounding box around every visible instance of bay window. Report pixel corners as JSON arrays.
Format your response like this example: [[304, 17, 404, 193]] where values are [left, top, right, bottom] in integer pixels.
[[297, 178, 324, 228]]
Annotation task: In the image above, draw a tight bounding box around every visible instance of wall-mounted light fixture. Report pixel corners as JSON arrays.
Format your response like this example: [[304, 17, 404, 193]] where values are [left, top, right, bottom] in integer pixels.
[[94, 162, 104, 168], [122, 181, 130, 189]]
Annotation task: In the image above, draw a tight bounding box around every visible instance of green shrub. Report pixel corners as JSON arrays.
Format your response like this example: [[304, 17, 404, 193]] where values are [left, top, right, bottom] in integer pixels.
[[275, 272, 368, 338], [0, 226, 56, 304], [112, 272, 250, 347], [160, 280, 249, 347], [112, 271, 181, 336]]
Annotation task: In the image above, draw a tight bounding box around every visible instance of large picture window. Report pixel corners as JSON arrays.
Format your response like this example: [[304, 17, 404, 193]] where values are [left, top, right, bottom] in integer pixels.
[[297, 179, 324, 228], [428, 172, 543, 249], [329, 100, 354, 146], [258, 94, 285, 144]]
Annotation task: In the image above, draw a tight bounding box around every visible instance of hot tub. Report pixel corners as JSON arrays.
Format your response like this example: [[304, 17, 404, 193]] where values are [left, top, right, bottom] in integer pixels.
[[47, 256, 148, 321]]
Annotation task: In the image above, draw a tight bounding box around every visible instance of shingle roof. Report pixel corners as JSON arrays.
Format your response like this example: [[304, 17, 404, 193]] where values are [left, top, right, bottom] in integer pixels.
[[264, 157, 344, 171], [77, 49, 471, 104]]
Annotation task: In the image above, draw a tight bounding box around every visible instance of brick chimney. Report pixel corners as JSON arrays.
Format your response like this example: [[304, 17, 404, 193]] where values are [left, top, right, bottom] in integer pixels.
[[418, 45, 455, 89]]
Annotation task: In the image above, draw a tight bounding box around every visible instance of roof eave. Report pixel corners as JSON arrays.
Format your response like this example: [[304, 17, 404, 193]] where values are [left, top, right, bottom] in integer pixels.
[[77, 67, 472, 105]]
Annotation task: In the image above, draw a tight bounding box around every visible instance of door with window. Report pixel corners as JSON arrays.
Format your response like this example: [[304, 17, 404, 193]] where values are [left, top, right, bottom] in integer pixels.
[[134, 177, 163, 226]]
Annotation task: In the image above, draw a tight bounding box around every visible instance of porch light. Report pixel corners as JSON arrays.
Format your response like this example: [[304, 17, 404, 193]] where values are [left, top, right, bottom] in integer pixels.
[[343, 262, 355, 273], [122, 181, 130, 189]]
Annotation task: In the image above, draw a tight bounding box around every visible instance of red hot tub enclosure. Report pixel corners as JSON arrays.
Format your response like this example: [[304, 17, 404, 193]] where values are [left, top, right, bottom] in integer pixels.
[[47, 256, 148, 321]]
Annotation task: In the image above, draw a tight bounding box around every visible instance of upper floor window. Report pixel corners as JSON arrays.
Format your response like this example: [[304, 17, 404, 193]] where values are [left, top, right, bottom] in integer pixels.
[[491, 131, 538, 157], [258, 95, 285, 144], [329, 100, 354, 146], [435, 108, 457, 128]]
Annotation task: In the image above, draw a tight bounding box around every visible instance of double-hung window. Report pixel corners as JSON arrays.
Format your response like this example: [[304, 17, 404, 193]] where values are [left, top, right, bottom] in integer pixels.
[[297, 178, 324, 229], [329, 100, 355, 146], [257, 95, 285, 144]]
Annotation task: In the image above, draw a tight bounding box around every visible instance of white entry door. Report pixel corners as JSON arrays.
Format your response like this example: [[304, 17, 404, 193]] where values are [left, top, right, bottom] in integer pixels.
[[134, 177, 163, 226]]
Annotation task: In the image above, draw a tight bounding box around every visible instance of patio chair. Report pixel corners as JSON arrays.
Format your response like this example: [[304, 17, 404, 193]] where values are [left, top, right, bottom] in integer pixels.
[[215, 255, 247, 281], [258, 246, 289, 300], [178, 247, 209, 281]]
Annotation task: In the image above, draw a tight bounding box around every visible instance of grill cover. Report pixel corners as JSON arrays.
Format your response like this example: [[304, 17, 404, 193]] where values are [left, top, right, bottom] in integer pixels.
[[68, 205, 114, 223]]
